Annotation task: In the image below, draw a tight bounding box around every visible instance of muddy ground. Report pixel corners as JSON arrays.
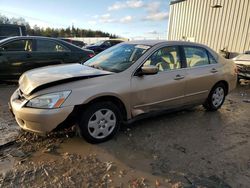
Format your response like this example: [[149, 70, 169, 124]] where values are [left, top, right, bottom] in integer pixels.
[[0, 81, 249, 188]]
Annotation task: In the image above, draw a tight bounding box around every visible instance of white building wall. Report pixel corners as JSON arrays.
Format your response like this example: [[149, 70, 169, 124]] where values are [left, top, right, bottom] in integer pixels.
[[168, 0, 250, 54]]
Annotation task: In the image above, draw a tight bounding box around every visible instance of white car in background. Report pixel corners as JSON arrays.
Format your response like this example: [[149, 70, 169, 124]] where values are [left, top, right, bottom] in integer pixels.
[[233, 52, 250, 80]]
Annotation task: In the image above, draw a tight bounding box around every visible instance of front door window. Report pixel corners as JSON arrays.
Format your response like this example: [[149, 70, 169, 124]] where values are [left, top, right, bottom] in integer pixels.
[[2, 40, 32, 52], [143, 46, 181, 72]]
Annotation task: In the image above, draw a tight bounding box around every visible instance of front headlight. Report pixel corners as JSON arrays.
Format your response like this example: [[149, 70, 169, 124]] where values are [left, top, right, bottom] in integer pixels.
[[26, 91, 71, 109]]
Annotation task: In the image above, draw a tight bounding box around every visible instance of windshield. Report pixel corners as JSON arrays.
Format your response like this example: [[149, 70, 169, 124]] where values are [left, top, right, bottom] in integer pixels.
[[84, 43, 150, 73], [94, 40, 104, 46]]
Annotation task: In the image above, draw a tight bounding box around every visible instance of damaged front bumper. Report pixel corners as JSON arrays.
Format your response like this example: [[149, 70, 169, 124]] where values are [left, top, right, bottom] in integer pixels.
[[10, 89, 74, 134], [237, 64, 250, 80]]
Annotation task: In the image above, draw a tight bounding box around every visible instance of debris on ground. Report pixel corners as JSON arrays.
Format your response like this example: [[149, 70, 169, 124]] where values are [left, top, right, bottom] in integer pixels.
[[243, 99, 250, 103], [0, 154, 110, 187], [1, 84, 249, 187], [128, 177, 148, 188]]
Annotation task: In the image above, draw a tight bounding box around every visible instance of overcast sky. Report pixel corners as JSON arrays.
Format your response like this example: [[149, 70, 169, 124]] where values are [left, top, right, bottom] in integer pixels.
[[0, 0, 170, 38]]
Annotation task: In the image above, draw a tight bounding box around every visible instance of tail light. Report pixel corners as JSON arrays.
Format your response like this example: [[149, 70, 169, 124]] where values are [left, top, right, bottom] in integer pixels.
[[88, 53, 95, 58]]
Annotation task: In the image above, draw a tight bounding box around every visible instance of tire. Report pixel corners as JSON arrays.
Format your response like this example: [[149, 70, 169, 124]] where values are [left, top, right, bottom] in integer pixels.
[[78, 101, 121, 144], [203, 83, 226, 111]]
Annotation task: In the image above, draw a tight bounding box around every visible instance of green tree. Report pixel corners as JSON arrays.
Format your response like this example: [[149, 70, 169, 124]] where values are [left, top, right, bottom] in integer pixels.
[[0, 14, 119, 38]]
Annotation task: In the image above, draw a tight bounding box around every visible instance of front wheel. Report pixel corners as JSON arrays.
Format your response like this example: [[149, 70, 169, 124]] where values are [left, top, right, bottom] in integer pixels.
[[79, 102, 121, 143], [203, 83, 226, 111]]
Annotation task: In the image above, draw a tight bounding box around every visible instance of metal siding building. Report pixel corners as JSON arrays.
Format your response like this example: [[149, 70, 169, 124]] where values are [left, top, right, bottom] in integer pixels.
[[168, 0, 250, 55]]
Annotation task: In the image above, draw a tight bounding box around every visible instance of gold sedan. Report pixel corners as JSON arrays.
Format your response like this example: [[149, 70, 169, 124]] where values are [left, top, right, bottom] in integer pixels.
[[10, 41, 237, 143]]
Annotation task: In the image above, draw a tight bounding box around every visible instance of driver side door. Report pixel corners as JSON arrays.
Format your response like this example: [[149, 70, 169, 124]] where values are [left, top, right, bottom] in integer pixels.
[[0, 39, 33, 80], [130, 46, 187, 117]]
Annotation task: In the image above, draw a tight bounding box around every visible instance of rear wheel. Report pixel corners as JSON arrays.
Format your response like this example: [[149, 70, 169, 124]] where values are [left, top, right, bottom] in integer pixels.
[[79, 101, 121, 143], [203, 83, 226, 111]]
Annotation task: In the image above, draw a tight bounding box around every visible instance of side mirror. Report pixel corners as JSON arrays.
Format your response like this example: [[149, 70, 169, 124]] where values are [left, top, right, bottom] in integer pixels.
[[138, 65, 159, 76]]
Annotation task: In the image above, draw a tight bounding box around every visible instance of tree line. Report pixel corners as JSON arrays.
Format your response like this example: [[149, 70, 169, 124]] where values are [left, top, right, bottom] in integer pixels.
[[0, 14, 118, 38]]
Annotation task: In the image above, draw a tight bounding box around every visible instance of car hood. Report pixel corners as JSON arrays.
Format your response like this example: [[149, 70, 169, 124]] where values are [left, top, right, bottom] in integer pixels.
[[233, 54, 250, 65], [19, 63, 111, 95]]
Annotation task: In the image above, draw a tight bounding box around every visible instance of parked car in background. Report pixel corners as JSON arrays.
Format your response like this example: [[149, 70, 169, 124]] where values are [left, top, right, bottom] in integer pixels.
[[60, 38, 86, 48], [0, 24, 26, 40], [0, 36, 94, 80], [233, 53, 250, 80], [85, 39, 124, 54], [10, 41, 237, 143]]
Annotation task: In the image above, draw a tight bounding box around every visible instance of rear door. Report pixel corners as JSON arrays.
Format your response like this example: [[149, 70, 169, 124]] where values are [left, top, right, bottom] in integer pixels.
[[22, 39, 71, 72], [182, 46, 222, 105], [130, 46, 187, 116], [0, 39, 33, 80]]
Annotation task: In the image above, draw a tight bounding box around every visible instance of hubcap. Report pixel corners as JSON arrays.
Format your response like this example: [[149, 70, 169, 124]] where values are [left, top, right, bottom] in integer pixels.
[[212, 87, 224, 108], [87, 109, 116, 139]]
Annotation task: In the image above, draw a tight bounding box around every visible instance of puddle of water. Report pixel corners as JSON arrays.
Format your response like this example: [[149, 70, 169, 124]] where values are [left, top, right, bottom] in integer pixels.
[[27, 137, 171, 186]]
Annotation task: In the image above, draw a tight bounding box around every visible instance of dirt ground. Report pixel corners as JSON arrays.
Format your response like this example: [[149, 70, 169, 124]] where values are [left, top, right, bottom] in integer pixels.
[[0, 81, 249, 188]]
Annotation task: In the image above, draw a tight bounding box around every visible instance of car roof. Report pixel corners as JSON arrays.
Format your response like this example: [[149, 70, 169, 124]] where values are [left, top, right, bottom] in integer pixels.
[[125, 40, 211, 49], [1, 37, 209, 47], [108, 39, 124, 42], [0, 36, 93, 52], [1, 36, 62, 41]]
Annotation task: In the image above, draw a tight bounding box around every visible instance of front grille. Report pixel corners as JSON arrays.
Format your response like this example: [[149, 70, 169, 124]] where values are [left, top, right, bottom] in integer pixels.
[[237, 64, 250, 73]]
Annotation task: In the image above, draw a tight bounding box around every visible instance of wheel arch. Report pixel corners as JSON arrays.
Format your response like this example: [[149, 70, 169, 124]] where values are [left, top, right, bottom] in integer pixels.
[[78, 95, 129, 122], [211, 80, 229, 95]]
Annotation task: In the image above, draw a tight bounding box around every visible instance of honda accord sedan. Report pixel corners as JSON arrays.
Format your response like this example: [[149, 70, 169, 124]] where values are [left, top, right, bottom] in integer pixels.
[[10, 40, 237, 143], [0, 36, 94, 80]]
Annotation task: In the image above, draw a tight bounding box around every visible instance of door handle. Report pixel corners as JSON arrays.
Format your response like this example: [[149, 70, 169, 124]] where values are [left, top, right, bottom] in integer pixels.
[[174, 74, 185, 80], [210, 68, 218, 73]]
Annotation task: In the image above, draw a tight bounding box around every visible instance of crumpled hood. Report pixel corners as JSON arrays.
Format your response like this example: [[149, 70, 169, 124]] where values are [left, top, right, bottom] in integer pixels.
[[19, 63, 111, 95]]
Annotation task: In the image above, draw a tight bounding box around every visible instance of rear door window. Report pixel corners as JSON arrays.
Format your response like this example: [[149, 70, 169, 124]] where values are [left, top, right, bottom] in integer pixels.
[[184, 47, 209, 68], [36, 39, 69, 52]]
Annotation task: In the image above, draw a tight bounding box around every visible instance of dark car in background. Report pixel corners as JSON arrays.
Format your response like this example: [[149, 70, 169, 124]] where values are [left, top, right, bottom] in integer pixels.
[[0, 36, 94, 80], [0, 24, 27, 40], [60, 38, 86, 48], [85, 39, 124, 54]]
